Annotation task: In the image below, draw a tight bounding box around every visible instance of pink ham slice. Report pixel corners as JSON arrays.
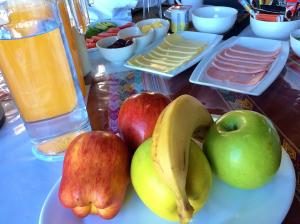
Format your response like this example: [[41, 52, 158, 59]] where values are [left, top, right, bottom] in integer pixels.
[[206, 66, 265, 86], [224, 48, 275, 63], [216, 52, 272, 66], [230, 45, 280, 58], [212, 57, 269, 73]]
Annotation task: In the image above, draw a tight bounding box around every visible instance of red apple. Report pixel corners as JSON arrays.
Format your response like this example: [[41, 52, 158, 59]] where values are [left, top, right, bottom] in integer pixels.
[[118, 92, 171, 150], [59, 131, 131, 219]]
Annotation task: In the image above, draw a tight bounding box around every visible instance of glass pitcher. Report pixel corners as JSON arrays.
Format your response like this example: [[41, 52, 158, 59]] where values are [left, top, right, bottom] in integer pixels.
[[57, 0, 87, 96], [66, 0, 92, 77], [142, 0, 163, 19], [0, 0, 91, 161]]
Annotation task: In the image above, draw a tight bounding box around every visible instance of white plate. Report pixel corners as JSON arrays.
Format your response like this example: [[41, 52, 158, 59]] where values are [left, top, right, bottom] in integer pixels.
[[87, 19, 133, 53], [39, 150, 295, 224], [189, 36, 290, 96], [124, 31, 223, 78]]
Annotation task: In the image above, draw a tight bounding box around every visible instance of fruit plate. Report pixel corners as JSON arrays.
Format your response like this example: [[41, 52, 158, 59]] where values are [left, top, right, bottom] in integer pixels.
[[124, 31, 223, 78], [39, 150, 295, 224], [189, 36, 290, 96], [86, 19, 133, 53]]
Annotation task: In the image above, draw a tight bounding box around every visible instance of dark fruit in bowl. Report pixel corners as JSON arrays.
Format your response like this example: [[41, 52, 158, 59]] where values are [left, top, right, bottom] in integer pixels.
[[107, 39, 133, 48]]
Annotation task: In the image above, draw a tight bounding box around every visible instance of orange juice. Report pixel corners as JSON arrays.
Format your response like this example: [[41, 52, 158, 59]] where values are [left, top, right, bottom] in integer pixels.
[[58, 0, 87, 97], [8, 1, 53, 22], [0, 27, 77, 122], [7, 1, 53, 37]]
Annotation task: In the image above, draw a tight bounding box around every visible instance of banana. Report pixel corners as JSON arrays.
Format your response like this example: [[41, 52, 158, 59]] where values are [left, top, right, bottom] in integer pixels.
[[151, 94, 213, 224]]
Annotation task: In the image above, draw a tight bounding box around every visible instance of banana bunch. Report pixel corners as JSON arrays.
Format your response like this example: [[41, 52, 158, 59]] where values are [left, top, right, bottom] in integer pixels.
[[151, 94, 213, 224]]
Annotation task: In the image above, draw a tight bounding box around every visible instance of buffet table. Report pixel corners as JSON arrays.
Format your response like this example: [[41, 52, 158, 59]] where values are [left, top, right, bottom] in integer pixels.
[[1, 22, 300, 223]]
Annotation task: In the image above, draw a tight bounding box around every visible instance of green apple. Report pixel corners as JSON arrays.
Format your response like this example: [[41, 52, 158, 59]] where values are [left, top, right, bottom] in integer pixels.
[[203, 110, 282, 189], [131, 138, 212, 221]]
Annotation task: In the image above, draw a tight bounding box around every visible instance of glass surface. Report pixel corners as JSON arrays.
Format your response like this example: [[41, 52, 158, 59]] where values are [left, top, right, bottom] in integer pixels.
[[65, 0, 91, 77], [0, 70, 19, 120], [67, 0, 90, 34], [0, 0, 91, 161], [59, 0, 86, 96], [143, 0, 163, 19]]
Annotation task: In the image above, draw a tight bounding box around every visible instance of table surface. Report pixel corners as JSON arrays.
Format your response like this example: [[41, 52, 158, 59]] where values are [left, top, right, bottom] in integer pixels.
[[1, 19, 300, 224]]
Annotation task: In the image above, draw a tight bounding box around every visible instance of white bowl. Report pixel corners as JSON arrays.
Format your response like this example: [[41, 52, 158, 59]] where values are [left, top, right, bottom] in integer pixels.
[[96, 36, 136, 64], [136, 18, 170, 41], [118, 26, 154, 54], [192, 6, 237, 34], [250, 17, 300, 40], [290, 29, 300, 57]]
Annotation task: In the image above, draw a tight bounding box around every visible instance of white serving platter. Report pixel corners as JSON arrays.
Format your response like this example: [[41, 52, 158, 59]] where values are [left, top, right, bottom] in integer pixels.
[[189, 36, 289, 96], [39, 150, 295, 224], [124, 31, 223, 78]]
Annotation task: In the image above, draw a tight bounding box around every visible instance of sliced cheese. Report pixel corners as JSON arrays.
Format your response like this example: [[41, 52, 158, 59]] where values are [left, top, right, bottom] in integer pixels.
[[148, 52, 188, 63], [158, 43, 198, 54], [166, 34, 208, 47], [139, 55, 179, 68], [129, 57, 173, 72], [164, 37, 207, 51], [128, 33, 208, 73], [151, 48, 194, 59], [142, 55, 184, 67]]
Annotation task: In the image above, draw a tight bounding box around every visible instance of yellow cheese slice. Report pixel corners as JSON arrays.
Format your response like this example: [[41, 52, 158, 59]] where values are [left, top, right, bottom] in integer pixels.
[[155, 45, 196, 55], [166, 34, 208, 47], [148, 52, 188, 63], [139, 55, 179, 68], [128, 57, 172, 72], [158, 43, 198, 54], [164, 36, 207, 50], [151, 48, 194, 59], [142, 55, 185, 67]]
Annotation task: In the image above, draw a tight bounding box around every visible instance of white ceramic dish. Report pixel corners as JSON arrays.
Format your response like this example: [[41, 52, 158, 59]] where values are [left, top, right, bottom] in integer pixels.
[[290, 29, 300, 57], [39, 149, 295, 224], [136, 18, 170, 42], [96, 36, 136, 64], [118, 26, 154, 54], [192, 6, 237, 34], [125, 31, 223, 78], [189, 36, 289, 96], [87, 19, 134, 52], [250, 17, 300, 40]]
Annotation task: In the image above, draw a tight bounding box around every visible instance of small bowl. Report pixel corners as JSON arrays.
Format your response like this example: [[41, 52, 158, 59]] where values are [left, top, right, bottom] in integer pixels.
[[192, 6, 237, 34], [290, 29, 300, 57], [136, 18, 170, 41], [118, 26, 154, 53], [251, 17, 300, 40], [96, 36, 136, 64]]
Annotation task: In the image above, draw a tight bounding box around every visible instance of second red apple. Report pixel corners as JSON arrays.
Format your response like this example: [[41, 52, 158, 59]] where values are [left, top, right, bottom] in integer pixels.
[[118, 92, 171, 151]]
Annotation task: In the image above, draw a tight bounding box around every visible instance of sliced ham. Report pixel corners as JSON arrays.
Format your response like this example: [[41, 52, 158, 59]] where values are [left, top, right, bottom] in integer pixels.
[[224, 49, 275, 63], [206, 66, 266, 86], [230, 44, 280, 58], [212, 57, 269, 73], [204, 44, 281, 86], [206, 66, 227, 80], [216, 52, 271, 66]]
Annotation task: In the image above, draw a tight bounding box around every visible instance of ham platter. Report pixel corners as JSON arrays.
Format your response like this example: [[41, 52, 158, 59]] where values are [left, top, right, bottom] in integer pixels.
[[189, 36, 289, 96]]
